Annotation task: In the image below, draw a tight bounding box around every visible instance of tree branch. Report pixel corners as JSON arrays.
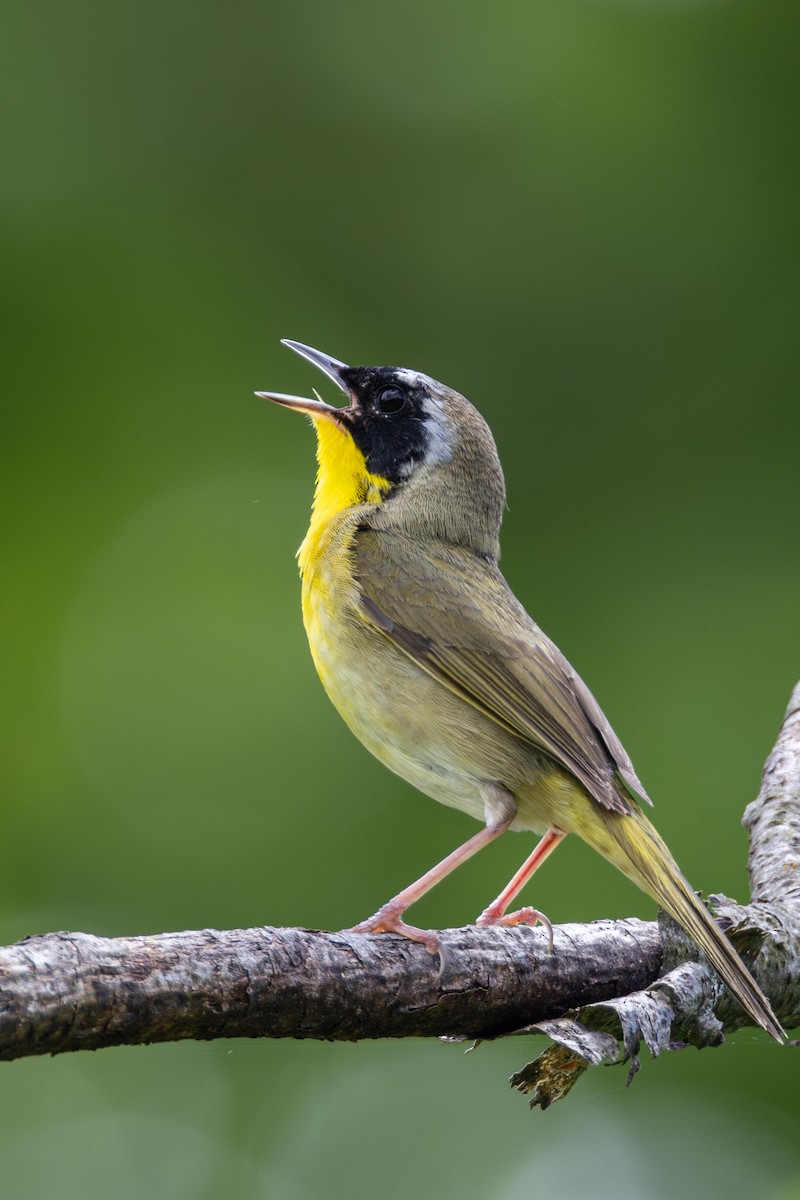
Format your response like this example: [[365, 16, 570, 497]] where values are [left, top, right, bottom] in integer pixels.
[[2, 684, 798, 1108], [0, 918, 662, 1060], [744, 682, 800, 907]]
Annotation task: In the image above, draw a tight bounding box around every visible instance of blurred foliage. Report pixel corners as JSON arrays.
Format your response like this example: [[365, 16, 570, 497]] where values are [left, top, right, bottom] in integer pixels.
[[1, 0, 799, 1196]]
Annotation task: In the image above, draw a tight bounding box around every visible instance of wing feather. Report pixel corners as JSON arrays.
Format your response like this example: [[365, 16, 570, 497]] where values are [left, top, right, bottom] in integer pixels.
[[355, 527, 651, 815]]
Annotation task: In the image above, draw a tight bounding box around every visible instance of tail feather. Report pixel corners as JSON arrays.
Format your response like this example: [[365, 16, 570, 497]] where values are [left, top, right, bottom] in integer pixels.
[[598, 808, 785, 1042]]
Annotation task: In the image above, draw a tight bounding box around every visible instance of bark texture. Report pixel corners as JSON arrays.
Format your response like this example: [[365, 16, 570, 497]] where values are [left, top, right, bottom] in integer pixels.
[[0, 918, 662, 1060]]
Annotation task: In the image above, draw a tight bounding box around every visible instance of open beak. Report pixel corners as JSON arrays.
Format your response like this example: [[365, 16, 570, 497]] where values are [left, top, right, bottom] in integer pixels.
[[255, 340, 350, 417]]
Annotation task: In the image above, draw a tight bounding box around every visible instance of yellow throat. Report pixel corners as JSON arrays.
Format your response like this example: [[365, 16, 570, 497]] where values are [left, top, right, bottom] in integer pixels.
[[297, 415, 391, 579]]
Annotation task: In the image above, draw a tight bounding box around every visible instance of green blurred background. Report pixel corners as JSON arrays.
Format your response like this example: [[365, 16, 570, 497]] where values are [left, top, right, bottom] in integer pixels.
[[2, 0, 799, 1196]]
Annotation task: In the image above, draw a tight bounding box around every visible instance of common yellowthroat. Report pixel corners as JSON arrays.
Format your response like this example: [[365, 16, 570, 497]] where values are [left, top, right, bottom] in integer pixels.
[[258, 339, 783, 1041]]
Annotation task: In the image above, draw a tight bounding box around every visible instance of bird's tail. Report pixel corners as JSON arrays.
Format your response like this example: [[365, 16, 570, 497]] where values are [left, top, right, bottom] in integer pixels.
[[595, 805, 784, 1042]]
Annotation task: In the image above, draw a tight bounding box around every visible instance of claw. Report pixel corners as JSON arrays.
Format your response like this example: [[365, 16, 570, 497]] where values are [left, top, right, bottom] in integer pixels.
[[350, 907, 446, 975], [476, 905, 554, 952]]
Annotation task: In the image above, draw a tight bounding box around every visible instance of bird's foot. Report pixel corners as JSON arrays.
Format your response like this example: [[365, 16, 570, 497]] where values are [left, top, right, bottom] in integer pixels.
[[476, 905, 554, 952], [350, 906, 444, 972]]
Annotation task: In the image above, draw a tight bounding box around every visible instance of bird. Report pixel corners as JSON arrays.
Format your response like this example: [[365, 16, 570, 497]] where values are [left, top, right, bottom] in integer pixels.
[[256, 338, 784, 1041]]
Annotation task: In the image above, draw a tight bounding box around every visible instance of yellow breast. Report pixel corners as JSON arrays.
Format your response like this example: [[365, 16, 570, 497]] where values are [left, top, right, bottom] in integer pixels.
[[297, 415, 391, 683]]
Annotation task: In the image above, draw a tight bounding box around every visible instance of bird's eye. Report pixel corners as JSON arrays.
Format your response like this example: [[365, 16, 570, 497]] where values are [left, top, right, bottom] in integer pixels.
[[376, 385, 406, 414]]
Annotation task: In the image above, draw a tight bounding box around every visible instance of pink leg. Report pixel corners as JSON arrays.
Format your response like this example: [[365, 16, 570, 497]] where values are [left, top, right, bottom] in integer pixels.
[[350, 817, 514, 956], [476, 828, 567, 947]]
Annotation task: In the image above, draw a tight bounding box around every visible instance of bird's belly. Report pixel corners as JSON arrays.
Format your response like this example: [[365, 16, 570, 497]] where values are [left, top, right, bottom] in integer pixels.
[[321, 647, 490, 821], [303, 576, 558, 830]]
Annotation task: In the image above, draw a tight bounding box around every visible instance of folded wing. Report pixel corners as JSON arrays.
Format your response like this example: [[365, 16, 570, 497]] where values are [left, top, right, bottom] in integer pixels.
[[355, 527, 651, 816]]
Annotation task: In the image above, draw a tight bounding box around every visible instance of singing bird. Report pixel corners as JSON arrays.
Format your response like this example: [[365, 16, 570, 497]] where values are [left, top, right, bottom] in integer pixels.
[[257, 339, 783, 1041]]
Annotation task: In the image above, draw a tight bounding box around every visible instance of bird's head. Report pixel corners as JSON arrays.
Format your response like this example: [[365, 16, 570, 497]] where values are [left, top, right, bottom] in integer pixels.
[[257, 340, 506, 560]]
